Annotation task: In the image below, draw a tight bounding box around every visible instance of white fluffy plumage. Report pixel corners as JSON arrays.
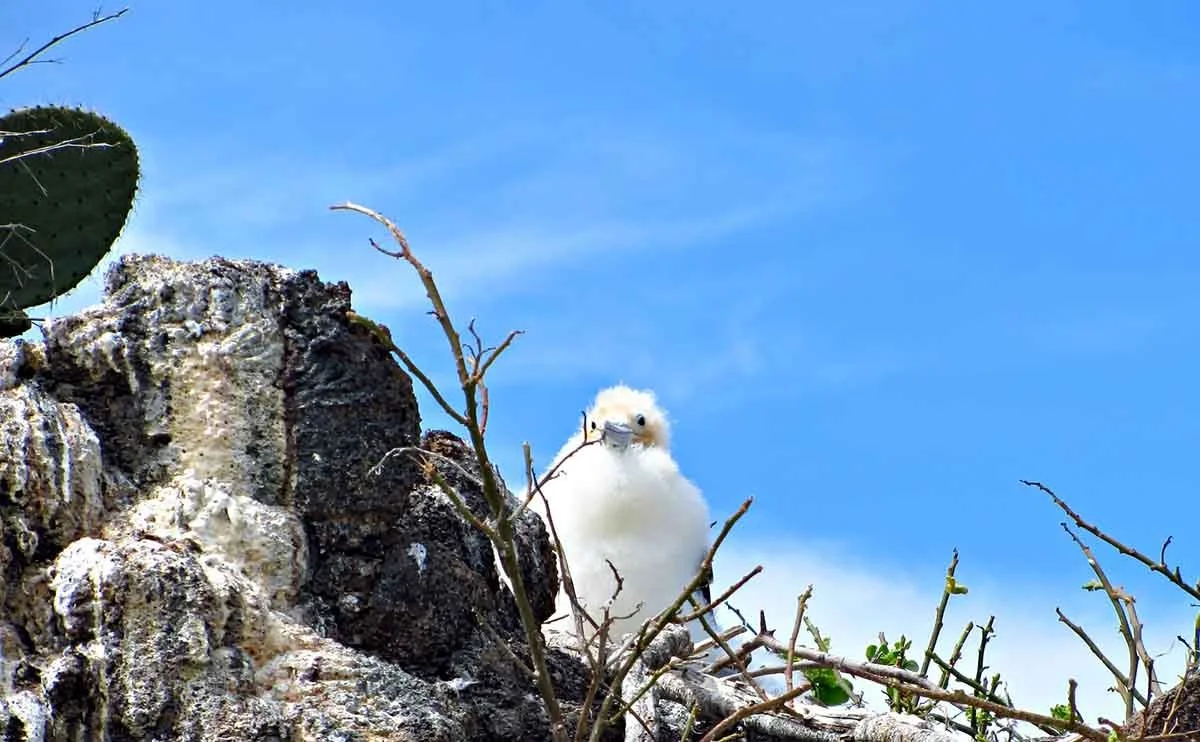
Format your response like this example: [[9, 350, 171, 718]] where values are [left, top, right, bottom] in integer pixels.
[[529, 385, 713, 643]]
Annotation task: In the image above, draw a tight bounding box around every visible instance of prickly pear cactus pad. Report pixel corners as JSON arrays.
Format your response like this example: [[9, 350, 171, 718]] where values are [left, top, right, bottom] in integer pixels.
[[0, 307, 32, 338], [0, 105, 140, 317]]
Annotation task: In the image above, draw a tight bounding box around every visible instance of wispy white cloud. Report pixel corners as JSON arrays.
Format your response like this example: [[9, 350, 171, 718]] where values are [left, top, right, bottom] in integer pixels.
[[20, 111, 881, 420], [131, 127, 533, 233], [713, 539, 1194, 727], [345, 201, 795, 315], [110, 112, 862, 317]]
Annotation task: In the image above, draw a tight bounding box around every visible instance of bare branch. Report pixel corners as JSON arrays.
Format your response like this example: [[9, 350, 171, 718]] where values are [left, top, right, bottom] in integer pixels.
[[476, 328, 522, 381], [514, 419, 597, 521], [0, 129, 117, 170], [1055, 608, 1147, 708], [588, 499, 754, 742], [677, 565, 763, 622], [1059, 521, 1147, 717], [938, 621, 974, 690], [688, 594, 771, 704], [336, 202, 567, 739], [787, 587, 814, 700], [750, 628, 1113, 741], [1022, 480, 1200, 601], [969, 617, 996, 738], [0, 8, 130, 81], [920, 549, 961, 677]]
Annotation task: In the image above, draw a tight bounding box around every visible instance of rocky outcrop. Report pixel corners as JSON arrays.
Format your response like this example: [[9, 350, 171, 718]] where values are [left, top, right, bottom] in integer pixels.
[[1, 253, 996, 742], [0, 254, 574, 741]]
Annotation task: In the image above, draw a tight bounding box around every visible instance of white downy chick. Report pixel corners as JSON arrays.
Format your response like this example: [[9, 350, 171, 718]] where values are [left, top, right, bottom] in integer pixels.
[[529, 385, 716, 648]]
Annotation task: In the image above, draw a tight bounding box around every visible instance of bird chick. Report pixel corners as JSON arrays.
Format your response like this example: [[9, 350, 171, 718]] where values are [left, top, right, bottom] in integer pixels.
[[530, 384, 714, 647]]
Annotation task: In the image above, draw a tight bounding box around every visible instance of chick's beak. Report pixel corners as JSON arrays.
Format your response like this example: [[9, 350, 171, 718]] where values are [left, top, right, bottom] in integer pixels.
[[600, 420, 634, 450]]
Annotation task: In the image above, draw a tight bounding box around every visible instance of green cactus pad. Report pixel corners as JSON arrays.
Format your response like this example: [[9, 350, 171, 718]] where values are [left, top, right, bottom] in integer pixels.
[[0, 308, 32, 338], [0, 105, 139, 312]]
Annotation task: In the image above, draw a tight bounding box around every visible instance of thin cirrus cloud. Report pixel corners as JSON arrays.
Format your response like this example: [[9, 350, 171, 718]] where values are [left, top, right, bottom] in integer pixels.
[[21, 112, 867, 435], [23, 121, 856, 427], [347, 202, 792, 315], [29, 112, 861, 330]]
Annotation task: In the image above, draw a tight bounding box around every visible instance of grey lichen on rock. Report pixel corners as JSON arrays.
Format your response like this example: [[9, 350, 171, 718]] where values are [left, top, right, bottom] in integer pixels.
[[0, 254, 575, 741]]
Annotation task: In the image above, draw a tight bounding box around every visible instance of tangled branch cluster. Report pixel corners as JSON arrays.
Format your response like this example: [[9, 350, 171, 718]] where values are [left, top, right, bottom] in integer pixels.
[[334, 202, 1199, 742]]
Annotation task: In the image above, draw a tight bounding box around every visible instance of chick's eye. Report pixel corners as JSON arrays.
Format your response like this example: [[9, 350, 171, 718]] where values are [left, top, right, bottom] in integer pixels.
[[590, 421, 598, 430], [635, 415, 646, 427]]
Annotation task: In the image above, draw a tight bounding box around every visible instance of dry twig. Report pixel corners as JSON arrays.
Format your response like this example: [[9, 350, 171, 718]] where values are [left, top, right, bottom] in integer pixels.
[[0, 7, 129, 81]]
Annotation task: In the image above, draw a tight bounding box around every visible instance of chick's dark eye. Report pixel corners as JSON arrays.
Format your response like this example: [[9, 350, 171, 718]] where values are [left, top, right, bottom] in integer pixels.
[[636, 415, 646, 427], [590, 421, 598, 430]]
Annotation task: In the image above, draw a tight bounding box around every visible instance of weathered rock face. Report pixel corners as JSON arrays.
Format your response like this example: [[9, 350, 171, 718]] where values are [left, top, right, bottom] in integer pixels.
[[0, 254, 569, 741]]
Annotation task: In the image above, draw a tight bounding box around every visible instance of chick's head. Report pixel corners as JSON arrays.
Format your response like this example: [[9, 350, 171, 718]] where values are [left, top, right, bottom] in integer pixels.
[[584, 384, 670, 449]]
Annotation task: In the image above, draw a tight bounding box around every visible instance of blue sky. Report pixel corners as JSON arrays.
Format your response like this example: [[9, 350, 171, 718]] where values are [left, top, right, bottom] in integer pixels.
[[5, 1, 1199, 721]]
